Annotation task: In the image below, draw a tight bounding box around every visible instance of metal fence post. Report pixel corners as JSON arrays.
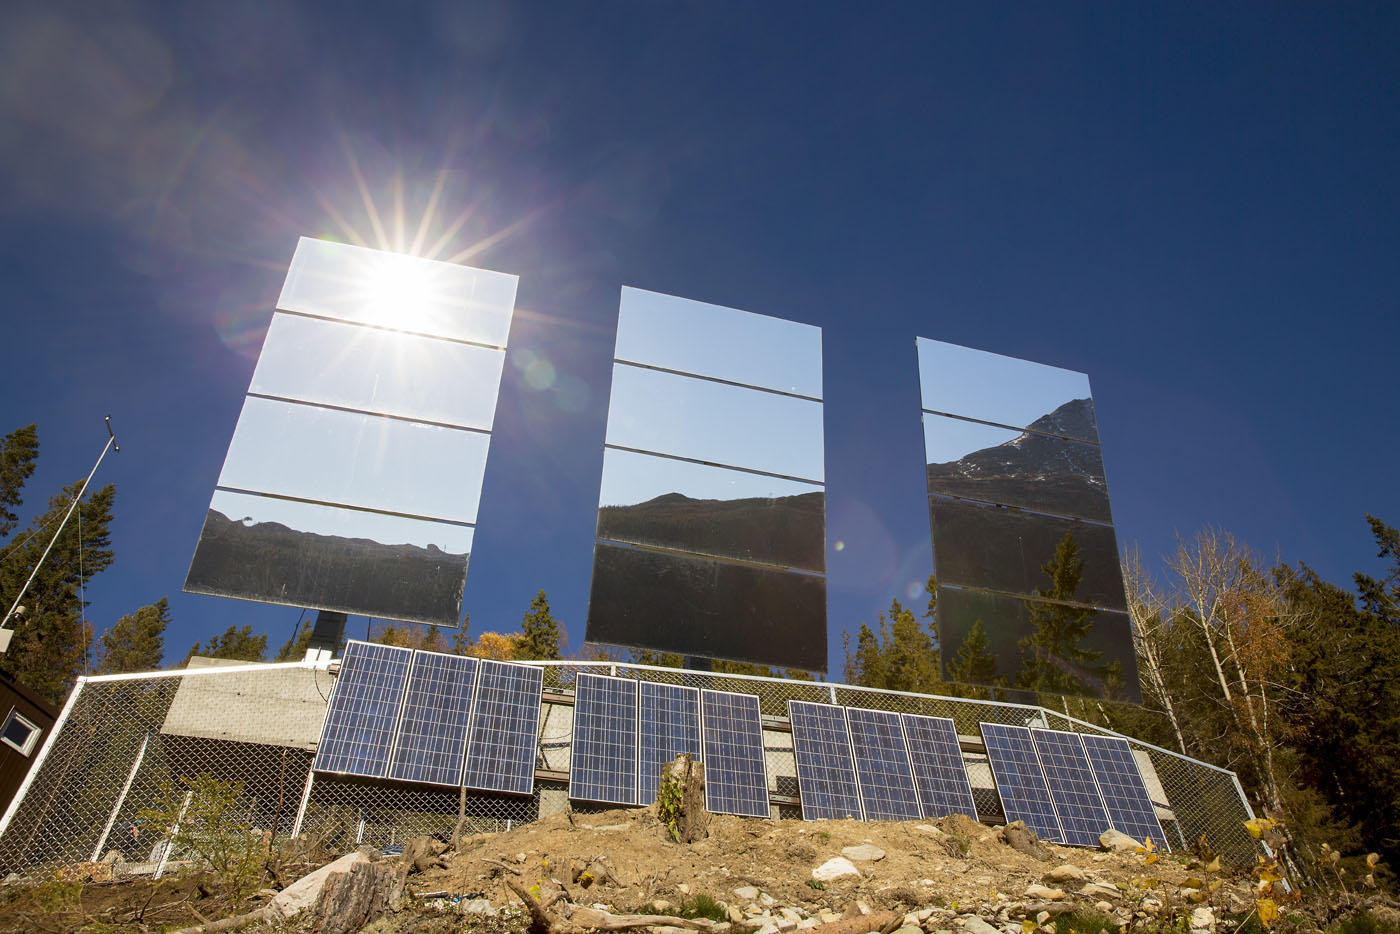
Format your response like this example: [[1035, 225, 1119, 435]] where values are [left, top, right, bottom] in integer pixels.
[[91, 730, 150, 862]]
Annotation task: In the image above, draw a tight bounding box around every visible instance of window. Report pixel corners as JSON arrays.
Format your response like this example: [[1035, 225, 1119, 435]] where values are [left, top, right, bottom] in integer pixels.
[[1, 708, 41, 757]]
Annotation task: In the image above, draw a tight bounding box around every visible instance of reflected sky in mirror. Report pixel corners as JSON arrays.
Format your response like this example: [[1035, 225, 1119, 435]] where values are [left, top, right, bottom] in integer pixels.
[[217, 396, 489, 523], [935, 586, 1140, 703], [605, 363, 824, 481], [186, 490, 472, 625], [916, 338, 1098, 443], [615, 287, 822, 398], [277, 237, 517, 347], [923, 413, 1111, 523], [250, 313, 506, 430], [597, 448, 825, 572]]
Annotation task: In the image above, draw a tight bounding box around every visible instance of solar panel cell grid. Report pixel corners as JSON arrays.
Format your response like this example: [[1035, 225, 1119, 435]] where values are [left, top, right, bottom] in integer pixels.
[[461, 660, 544, 795], [638, 682, 701, 806], [387, 651, 478, 786], [701, 690, 770, 818], [314, 641, 413, 778], [1080, 734, 1170, 851], [570, 674, 640, 806], [1030, 729, 1112, 847], [846, 708, 922, 821], [901, 714, 979, 820], [788, 701, 862, 821], [980, 722, 1064, 843]]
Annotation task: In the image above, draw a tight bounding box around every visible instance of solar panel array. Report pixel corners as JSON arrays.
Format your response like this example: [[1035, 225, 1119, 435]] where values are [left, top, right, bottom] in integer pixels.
[[847, 709, 922, 821], [901, 714, 979, 820], [570, 674, 640, 806], [637, 682, 701, 806], [313, 641, 413, 778], [980, 723, 1064, 842], [315, 642, 542, 796], [788, 702, 862, 820], [1030, 729, 1113, 847], [1081, 734, 1169, 850], [701, 690, 771, 818]]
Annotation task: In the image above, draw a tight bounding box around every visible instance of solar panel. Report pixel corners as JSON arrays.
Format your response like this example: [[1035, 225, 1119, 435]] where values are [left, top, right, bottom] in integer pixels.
[[569, 674, 640, 806], [901, 714, 979, 820], [638, 682, 701, 806], [1080, 734, 1169, 851], [386, 651, 478, 786], [788, 701, 862, 821], [1031, 729, 1112, 847], [700, 690, 770, 818], [460, 660, 544, 795], [845, 708, 922, 821], [979, 723, 1064, 842], [314, 641, 413, 778]]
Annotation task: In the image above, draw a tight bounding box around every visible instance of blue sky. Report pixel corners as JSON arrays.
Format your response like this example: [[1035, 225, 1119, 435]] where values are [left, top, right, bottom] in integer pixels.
[[1, 2, 1396, 671]]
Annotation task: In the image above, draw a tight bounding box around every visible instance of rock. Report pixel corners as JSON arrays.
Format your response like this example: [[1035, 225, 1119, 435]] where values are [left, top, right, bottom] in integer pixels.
[[914, 824, 945, 835], [1080, 882, 1120, 900], [781, 908, 804, 923], [797, 922, 818, 930], [1190, 907, 1215, 930], [756, 924, 779, 934], [1140, 898, 1163, 912], [1094, 902, 1114, 914], [735, 886, 761, 901], [728, 907, 746, 924], [818, 909, 842, 924], [961, 916, 1003, 934], [464, 898, 497, 916], [776, 921, 797, 932], [1036, 912, 1051, 925], [813, 857, 861, 881], [917, 909, 935, 922], [893, 927, 922, 934], [652, 900, 673, 912], [760, 892, 777, 908], [1043, 864, 1086, 883], [677, 884, 691, 895], [1001, 822, 1051, 861], [843, 844, 887, 861], [100, 850, 123, 864], [1024, 885, 1065, 901], [1099, 830, 1142, 852]]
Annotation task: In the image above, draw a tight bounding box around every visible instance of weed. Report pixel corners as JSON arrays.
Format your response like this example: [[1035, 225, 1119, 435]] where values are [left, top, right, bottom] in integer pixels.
[[138, 772, 269, 899], [1053, 909, 1119, 934], [30, 873, 82, 914], [677, 893, 730, 922], [657, 770, 684, 843], [1331, 911, 1400, 934], [815, 830, 831, 844], [806, 880, 825, 891]]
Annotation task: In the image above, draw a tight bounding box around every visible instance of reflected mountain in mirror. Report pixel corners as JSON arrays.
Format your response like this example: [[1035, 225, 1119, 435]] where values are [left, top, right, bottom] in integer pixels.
[[587, 541, 827, 672], [935, 586, 1140, 703], [185, 491, 472, 625], [924, 403, 1111, 523], [916, 338, 1099, 444], [277, 237, 518, 347], [929, 496, 1127, 610], [596, 449, 824, 572], [615, 287, 823, 398]]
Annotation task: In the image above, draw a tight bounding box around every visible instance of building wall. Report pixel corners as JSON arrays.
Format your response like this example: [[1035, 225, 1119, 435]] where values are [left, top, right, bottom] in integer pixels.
[[160, 656, 331, 750], [0, 669, 58, 815]]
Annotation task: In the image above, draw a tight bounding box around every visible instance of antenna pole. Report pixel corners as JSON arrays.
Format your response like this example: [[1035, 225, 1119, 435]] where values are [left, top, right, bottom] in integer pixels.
[[0, 417, 120, 641]]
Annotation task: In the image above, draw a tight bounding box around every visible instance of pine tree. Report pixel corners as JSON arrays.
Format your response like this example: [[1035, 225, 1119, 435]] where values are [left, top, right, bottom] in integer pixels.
[[1017, 531, 1109, 696], [274, 619, 314, 661], [0, 424, 39, 540], [0, 480, 116, 703], [947, 619, 999, 685], [183, 625, 267, 665], [95, 598, 170, 674], [516, 589, 562, 660]]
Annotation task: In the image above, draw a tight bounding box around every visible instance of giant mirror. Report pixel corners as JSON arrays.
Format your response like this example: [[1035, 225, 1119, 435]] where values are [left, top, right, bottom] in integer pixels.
[[184, 237, 518, 626], [585, 287, 827, 672], [916, 338, 1140, 702]]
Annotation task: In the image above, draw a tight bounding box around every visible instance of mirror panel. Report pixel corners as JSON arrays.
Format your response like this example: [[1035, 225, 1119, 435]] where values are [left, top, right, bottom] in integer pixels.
[[929, 496, 1126, 611], [184, 490, 472, 625], [923, 413, 1112, 523], [585, 542, 827, 672], [216, 396, 489, 523], [251, 313, 506, 430], [615, 287, 822, 398], [916, 338, 1099, 443], [596, 448, 825, 572], [605, 364, 824, 481], [276, 237, 517, 347], [935, 586, 1140, 703]]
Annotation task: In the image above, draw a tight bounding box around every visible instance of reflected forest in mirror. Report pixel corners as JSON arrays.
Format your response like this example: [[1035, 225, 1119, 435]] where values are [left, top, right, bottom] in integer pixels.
[[185, 507, 469, 625]]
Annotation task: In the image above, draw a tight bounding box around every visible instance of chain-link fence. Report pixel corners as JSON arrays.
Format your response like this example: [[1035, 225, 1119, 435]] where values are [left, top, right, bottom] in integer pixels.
[[0, 660, 1258, 877]]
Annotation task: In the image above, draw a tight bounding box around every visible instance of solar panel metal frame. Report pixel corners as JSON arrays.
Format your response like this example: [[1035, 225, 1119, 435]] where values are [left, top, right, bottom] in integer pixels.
[[637, 682, 702, 806], [1080, 733, 1170, 851], [569, 673, 641, 806], [460, 659, 544, 795], [788, 701, 863, 821], [900, 714, 979, 821], [313, 640, 414, 778], [979, 722, 1065, 843], [385, 650, 479, 786], [1030, 728, 1114, 847], [700, 689, 771, 818], [845, 707, 923, 821]]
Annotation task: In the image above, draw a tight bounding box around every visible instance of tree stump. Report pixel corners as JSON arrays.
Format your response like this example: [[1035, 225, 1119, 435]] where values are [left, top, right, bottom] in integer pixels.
[[656, 754, 709, 843], [313, 860, 397, 934]]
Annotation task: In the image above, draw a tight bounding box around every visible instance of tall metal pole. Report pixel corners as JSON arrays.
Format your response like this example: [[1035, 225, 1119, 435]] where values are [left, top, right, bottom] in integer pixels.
[[0, 416, 119, 637]]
